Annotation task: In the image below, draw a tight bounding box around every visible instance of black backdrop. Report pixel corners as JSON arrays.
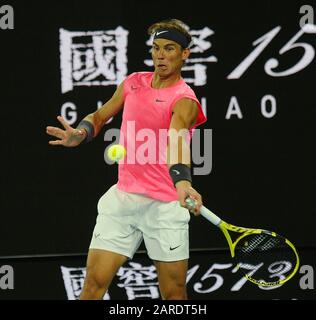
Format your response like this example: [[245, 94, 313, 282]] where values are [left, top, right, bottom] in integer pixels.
[[1, 0, 315, 257]]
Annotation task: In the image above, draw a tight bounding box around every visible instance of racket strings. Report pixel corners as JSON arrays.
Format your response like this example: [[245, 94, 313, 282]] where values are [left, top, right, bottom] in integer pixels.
[[259, 237, 281, 251], [235, 232, 297, 286], [241, 233, 283, 254]]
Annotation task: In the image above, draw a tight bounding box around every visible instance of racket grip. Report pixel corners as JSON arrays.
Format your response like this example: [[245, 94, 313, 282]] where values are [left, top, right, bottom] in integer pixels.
[[200, 207, 221, 226], [185, 198, 221, 226]]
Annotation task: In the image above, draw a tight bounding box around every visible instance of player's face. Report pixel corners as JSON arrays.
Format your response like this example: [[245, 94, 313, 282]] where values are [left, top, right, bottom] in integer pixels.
[[152, 39, 189, 77]]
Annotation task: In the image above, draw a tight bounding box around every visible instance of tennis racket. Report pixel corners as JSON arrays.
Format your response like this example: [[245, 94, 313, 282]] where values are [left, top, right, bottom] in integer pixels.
[[185, 198, 300, 287]]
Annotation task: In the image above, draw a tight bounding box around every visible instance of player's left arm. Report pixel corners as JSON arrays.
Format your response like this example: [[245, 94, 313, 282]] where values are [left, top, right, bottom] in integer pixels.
[[167, 98, 202, 215]]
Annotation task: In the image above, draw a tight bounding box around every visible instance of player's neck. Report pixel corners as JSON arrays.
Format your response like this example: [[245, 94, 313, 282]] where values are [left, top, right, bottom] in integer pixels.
[[152, 72, 181, 89]]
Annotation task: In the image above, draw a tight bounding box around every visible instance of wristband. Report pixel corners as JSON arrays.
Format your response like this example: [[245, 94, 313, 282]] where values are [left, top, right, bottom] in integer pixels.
[[77, 120, 94, 143], [169, 163, 192, 186]]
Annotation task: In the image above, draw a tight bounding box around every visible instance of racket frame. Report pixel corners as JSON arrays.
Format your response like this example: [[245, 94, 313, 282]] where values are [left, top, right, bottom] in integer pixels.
[[185, 198, 300, 287]]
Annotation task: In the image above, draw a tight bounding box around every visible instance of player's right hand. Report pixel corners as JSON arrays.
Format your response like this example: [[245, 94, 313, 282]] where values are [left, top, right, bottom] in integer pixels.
[[175, 181, 202, 216], [46, 116, 87, 147]]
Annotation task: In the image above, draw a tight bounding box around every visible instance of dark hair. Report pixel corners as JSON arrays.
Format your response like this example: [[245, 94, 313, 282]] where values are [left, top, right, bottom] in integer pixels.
[[147, 18, 191, 48]]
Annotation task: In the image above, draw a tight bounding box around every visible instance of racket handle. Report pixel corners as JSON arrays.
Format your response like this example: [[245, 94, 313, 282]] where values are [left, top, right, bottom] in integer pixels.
[[185, 198, 222, 226], [200, 206, 222, 226]]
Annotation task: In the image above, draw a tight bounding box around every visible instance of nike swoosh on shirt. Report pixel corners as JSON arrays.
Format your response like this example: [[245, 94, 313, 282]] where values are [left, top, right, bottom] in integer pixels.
[[170, 245, 181, 251]]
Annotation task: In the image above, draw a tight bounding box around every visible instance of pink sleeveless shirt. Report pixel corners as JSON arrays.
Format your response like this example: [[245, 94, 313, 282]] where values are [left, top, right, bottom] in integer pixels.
[[116, 72, 206, 201]]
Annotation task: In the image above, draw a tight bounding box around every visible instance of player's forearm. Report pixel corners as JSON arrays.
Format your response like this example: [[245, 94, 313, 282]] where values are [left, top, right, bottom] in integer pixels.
[[167, 135, 192, 188], [80, 103, 119, 138], [79, 82, 125, 140], [81, 112, 103, 138], [167, 113, 193, 187], [167, 101, 196, 168], [167, 133, 191, 168]]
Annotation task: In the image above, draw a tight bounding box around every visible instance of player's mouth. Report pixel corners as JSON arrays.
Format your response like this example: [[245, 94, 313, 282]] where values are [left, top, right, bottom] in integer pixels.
[[157, 63, 167, 69]]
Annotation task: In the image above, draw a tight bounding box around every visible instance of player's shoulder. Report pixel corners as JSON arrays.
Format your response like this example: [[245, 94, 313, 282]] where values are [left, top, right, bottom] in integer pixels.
[[125, 71, 153, 83], [182, 80, 196, 93], [123, 72, 153, 94], [176, 79, 198, 99]]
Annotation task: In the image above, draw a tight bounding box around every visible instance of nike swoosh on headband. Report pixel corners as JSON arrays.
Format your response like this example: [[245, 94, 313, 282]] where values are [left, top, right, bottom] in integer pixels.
[[155, 30, 168, 36]]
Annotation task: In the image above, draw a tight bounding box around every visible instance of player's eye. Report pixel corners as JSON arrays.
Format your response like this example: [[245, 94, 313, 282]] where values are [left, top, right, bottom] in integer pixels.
[[166, 46, 177, 52]]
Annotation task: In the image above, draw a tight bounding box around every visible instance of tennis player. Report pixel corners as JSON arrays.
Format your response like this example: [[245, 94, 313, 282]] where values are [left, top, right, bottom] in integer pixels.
[[46, 18, 206, 300]]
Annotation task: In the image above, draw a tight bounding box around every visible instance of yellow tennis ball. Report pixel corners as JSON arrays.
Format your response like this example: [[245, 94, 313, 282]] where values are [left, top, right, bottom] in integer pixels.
[[107, 144, 126, 162]]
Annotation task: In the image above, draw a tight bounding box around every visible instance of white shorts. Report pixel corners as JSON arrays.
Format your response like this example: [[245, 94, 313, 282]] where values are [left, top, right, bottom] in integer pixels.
[[89, 184, 190, 262]]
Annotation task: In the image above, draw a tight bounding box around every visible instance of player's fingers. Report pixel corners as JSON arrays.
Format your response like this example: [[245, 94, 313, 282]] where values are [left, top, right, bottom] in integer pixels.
[[46, 126, 64, 139], [179, 194, 188, 208], [46, 126, 57, 134], [48, 140, 63, 146], [187, 188, 202, 215], [57, 116, 71, 130], [187, 187, 202, 202]]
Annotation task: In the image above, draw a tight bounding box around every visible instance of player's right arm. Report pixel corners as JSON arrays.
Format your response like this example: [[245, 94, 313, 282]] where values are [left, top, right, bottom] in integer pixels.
[[46, 81, 125, 147]]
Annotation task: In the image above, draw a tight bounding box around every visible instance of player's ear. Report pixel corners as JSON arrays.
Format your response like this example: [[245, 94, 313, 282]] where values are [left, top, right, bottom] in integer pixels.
[[182, 48, 190, 61]]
